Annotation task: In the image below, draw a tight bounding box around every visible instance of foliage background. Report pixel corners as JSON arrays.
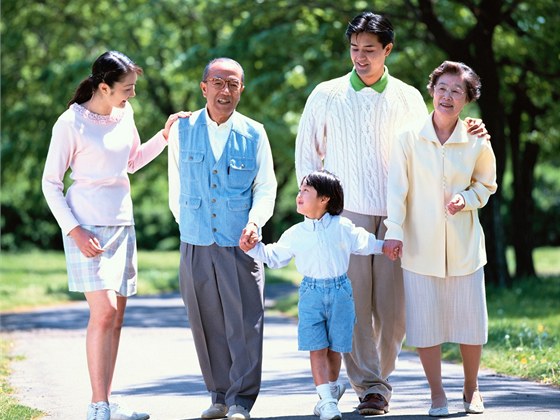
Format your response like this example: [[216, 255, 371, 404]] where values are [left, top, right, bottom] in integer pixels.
[[2, 0, 559, 286]]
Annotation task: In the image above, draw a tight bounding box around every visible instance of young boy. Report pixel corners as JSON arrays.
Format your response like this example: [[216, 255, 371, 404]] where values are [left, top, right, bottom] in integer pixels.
[[239, 170, 391, 420]]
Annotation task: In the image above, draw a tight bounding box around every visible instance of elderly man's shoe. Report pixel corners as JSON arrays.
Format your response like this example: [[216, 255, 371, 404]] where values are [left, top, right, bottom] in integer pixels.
[[227, 405, 250, 420], [357, 393, 389, 415], [201, 403, 228, 419]]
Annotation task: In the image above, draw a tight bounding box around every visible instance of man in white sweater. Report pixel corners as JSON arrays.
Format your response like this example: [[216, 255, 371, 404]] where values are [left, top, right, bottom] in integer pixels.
[[296, 11, 428, 416]]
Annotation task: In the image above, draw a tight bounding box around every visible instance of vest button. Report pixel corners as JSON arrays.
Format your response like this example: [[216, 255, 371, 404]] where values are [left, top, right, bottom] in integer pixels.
[[212, 169, 218, 174], [211, 198, 216, 203], [212, 228, 217, 232], [212, 213, 216, 218], [211, 184, 217, 188]]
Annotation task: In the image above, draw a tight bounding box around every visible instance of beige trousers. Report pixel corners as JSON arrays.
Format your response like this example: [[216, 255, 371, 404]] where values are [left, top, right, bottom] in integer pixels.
[[341, 211, 406, 403]]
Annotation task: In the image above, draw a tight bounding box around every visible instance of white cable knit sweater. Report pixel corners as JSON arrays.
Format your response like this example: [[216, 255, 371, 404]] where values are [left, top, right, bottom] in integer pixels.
[[295, 72, 428, 216]]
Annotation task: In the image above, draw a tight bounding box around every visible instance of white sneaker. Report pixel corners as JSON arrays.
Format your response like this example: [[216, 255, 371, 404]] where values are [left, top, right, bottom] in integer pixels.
[[109, 401, 150, 420], [201, 403, 228, 419], [331, 383, 346, 401], [87, 402, 111, 420], [227, 405, 250, 420], [313, 398, 341, 420]]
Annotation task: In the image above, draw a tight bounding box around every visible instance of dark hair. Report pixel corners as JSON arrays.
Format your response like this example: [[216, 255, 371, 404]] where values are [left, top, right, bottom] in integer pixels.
[[427, 61, 481, 102], [202, 57, 245, 82], [68, 51, 143, 107], [345, 11, 394, 47], [301, 170, 344, 216]]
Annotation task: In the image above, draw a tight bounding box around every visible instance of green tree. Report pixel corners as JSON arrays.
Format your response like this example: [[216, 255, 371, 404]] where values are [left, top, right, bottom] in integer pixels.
[[408, 0, 560, 285], [2, 0, 559, 287]]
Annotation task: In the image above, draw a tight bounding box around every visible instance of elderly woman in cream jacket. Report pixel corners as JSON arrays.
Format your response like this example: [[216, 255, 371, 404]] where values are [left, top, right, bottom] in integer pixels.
[[383, 61, 497, 418]]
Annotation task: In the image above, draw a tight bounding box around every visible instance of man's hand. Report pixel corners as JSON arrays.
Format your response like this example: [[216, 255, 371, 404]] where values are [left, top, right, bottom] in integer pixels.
[[465, 117, 490, 141], [239, 223, 259, 252]]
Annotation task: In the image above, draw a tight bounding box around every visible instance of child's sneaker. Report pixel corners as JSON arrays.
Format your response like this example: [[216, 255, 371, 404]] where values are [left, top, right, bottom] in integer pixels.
[[313, 398, 342, 420], [87, 401, 111, 420]]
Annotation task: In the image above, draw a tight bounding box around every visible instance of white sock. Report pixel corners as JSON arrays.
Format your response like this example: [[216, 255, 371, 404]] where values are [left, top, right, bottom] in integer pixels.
[[316, 383, 332, 400], [329, 380, 340, 395]]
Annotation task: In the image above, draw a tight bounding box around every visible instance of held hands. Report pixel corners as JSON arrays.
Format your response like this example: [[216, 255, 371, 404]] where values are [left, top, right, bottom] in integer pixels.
[[68, 226, 104, 258], [447, 193, 466, 215], [163, 111, 192, 140], [465, 117, 491, 141], [383, 239, 402, 261], [239, 223, 259, 252]]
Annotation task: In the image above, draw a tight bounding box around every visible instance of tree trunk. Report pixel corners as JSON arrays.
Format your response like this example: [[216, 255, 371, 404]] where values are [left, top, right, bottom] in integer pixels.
[[468, 49, 510, 288], [513, 142, 539, 277], [508, 91, 539, 278]]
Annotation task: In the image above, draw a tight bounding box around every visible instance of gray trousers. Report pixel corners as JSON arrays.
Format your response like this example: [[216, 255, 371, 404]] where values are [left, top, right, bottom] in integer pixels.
[[179, 242, 265, 410]]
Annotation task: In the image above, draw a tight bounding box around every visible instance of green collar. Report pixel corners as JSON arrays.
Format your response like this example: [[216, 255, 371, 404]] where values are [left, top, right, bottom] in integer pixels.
[[350, 67, 389, 92]]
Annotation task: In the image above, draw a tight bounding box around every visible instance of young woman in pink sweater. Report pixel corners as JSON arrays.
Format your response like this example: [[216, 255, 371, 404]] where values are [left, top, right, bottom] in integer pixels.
[[42, 51, 186, 420]]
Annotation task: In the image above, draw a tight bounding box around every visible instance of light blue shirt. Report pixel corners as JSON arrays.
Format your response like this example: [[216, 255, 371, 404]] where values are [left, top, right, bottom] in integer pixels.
[[246, 213, 384, 279]]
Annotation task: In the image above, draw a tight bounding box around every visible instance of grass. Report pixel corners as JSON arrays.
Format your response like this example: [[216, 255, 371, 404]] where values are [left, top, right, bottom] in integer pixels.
[[0, 247, 558, 419], [0, 251, 181, 312], [0, 340, 43, 420], [441, 274, 560, 386]]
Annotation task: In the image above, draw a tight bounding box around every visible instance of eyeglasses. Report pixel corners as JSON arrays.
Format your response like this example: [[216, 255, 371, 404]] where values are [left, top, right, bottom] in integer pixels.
[[203, 77, 243, 92], [434, 84, 466, 99]]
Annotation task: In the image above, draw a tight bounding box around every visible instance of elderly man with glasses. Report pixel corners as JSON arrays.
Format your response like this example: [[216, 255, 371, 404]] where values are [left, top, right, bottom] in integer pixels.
[[168, 57, 277, 420]]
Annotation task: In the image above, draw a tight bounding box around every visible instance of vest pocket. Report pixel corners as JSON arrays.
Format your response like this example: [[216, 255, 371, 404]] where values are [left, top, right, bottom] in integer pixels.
[[182, 195, 202, 209], [227, 157, 256, 188], [227, 196, 252, 211], [181, 151, 204, 163]]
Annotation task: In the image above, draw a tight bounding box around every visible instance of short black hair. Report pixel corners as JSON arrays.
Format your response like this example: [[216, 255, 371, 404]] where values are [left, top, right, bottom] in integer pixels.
[[345, 11, 395, 47], [301, 170, 344, 216]]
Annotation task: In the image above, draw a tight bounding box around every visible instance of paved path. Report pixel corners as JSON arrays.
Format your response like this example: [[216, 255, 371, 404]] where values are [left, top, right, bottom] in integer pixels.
[[1, 287, 559, 420]]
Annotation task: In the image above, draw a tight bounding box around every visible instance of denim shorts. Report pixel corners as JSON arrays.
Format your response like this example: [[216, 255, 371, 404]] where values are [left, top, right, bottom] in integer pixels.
[[297, 274, 356, 353]]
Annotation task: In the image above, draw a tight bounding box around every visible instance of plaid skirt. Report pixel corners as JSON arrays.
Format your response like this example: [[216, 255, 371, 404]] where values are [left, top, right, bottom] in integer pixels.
[[62, 225, 138, 297]]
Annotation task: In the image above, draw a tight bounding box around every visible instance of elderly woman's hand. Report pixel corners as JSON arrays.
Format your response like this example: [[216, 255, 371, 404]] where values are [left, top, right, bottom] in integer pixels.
[[447, 194, 466, 215], [383, 239, 402, 261]]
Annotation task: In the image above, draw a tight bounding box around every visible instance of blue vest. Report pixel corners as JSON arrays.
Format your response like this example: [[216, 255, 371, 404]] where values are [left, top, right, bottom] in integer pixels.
[[178, 110, 260, 246]]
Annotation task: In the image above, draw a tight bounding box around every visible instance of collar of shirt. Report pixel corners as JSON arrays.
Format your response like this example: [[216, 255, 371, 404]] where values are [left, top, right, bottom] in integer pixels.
[[303, 212, 333, 231], [350, 66, 389, 93], [205, 107, 233, 161], [421, 112, 470, 145]]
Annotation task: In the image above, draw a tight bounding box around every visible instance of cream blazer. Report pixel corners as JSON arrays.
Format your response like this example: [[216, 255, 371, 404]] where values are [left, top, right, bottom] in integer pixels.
[[384, 114, 498, 278]]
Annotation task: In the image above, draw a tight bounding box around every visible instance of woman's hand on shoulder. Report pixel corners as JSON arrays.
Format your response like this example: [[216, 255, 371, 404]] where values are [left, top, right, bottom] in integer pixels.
[[163, 111, 192, 140]]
